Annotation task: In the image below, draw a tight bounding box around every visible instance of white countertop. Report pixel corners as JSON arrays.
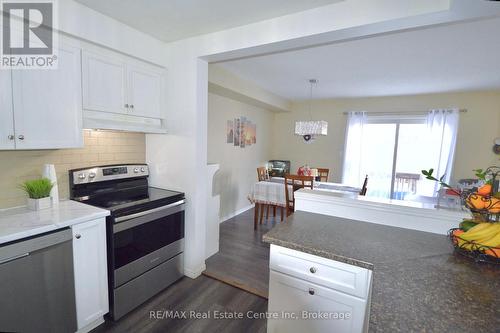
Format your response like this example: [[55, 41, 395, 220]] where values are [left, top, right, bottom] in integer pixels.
[[0, 200, 110, 245], [297, 188, 467, 215], [294, 189, 470, 235]]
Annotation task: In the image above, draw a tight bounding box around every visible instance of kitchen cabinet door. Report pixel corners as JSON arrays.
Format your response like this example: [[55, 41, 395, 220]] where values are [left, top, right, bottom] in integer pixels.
[[11, 43, 83, 149], [82, 50, 128, 115], [267, 271, 367, 333], [128, 64, 163, 119], [72, 218, 109, 331], [0, 69, 15, 150]]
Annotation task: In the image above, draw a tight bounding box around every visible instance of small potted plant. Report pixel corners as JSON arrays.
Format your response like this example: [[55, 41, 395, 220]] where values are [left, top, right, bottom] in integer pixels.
[[20, 178, 54, 211]]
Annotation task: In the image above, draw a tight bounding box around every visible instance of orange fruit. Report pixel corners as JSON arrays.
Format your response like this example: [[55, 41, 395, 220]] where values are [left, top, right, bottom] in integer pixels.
[[485, 248, 500, 258], [487, 198, 500, 213], [466, 193, 487, 210], [478, 184, 493, 196], [452, 229, 465, 237]]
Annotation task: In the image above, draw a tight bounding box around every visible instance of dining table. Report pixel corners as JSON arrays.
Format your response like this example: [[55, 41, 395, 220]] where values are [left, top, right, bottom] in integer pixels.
[[248, 177, 361, 229]]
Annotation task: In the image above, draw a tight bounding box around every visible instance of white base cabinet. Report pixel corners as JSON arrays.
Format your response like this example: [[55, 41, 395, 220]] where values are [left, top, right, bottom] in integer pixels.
[[267, 245, 372, 333], [72, 218, 109, 332]]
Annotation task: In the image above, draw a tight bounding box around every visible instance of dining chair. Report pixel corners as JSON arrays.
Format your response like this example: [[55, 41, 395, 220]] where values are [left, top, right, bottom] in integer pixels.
[[316, 168, 330, 182], [257, 167, 269, 181], [256, 166, 275, 224], [284, 174, 314, 217], [360, 175, 368, 196]]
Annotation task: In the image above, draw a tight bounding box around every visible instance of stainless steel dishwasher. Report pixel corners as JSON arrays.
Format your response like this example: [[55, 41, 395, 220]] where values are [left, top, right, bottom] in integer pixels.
[[0, 228, 77, 333]]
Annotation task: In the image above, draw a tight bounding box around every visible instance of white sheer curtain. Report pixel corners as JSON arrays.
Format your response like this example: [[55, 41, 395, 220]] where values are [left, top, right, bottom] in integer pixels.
[[421, 109, 460, 196], [342, 112, 367, 187]]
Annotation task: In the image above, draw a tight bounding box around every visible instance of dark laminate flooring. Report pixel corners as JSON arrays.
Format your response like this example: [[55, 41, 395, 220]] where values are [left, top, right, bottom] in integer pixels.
[[92, 275, 268, 333], [203, 207, 278, 299]]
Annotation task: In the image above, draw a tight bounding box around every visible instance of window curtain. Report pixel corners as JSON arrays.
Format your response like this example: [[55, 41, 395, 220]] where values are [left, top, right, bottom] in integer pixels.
[[342, 112, 367, 187], [422, 109, 460, 196]]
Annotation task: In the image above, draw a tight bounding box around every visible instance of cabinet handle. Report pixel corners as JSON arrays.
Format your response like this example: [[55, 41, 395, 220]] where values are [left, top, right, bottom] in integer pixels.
[[130, 104, 134, 110], [309, 267, 317, 274], [308, 288, 315, 296], [7, 135, 14, 140], [18, 135, 24, 140], [124, 104, 129, 108], [75, 234, 81, 239]]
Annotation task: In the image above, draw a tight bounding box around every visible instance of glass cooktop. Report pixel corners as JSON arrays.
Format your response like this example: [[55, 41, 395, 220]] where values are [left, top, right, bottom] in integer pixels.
[[82, 186, 185, 218]]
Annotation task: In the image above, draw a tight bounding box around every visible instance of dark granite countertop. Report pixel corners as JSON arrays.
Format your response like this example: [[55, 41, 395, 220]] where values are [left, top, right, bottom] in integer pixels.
[[263, 211, 500, 333]]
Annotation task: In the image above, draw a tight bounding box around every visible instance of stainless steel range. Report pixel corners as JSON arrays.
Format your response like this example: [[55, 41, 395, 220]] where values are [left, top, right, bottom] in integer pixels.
[[69, 164, 185, 320]]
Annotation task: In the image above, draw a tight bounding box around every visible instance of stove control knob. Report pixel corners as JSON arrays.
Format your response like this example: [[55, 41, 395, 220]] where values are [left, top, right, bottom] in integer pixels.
[[140, 167, 146, 172], [89, 172, 96, 179], [78, 173, 86, 180], [134, 168, 139, 173]]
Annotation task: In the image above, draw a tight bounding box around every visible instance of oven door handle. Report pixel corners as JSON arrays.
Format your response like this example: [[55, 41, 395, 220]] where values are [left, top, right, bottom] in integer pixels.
[[113, 200, 185, 233]]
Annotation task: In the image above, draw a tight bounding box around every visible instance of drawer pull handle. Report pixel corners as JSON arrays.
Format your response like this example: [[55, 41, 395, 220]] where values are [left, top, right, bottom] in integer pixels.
[[75, 234, 81, 239], [308, 288, 315, 296], [310, 267, 317, 274]]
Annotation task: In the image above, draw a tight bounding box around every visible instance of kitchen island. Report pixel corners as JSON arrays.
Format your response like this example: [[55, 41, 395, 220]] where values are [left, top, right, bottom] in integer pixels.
[[263, 211, 500, 333]]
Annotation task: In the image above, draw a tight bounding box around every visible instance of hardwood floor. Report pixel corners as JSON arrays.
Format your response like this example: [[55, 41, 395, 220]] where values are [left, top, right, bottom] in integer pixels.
[[204, 207, 276, 299], [92, 275, 267, 333]]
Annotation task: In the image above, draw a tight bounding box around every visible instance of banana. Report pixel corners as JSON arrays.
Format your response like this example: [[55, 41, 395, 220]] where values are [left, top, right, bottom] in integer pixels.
[[460, 223, 499, 241], [478, 231, 500, 248], [471, 226, 500, 243], [458, 224, 500, 251]]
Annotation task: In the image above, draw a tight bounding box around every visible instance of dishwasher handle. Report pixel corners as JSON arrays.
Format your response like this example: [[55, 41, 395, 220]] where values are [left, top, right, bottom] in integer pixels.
[[0, 228, 72, 265]]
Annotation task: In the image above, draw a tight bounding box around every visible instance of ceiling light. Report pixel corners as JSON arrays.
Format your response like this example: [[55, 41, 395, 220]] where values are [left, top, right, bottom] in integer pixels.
[[295, 79, 328, 143]]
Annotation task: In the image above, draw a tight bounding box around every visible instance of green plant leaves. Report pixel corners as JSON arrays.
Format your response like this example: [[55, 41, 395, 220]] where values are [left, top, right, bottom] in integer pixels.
[[20, 178, 54, 199]]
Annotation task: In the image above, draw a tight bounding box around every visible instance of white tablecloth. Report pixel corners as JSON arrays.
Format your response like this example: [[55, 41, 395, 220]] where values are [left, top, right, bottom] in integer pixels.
[[248, 181, 291, 207]]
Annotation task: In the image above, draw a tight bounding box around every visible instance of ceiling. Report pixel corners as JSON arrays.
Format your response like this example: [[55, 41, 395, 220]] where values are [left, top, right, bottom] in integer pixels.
[[218, 17, 500, 100], [75, 0, 343, 42]]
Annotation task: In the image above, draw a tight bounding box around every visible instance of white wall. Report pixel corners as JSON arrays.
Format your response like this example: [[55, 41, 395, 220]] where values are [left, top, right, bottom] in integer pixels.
[[209, 65, 291, 112], [272, 91, 500, 183], [207, 93, 274, 221]]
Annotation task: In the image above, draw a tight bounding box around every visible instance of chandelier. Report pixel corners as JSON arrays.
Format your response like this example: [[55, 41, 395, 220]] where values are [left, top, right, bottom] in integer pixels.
[[295, 79, 328, 143]]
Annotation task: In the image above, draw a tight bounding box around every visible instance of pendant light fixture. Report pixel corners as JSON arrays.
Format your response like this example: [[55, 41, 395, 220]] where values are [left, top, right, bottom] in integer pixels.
[[295, 79, 328, 143]]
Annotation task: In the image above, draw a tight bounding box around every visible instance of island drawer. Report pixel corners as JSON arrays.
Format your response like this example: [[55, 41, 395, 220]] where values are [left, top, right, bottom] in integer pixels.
[[267, 270, 368, 333], [269, 245, 371, 299]]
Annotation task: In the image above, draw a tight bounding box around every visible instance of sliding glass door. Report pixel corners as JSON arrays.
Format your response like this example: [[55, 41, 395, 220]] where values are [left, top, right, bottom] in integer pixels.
[[356, 116, 428, 199], [343, 110, 459, 201], [359, 123, 397, 198]]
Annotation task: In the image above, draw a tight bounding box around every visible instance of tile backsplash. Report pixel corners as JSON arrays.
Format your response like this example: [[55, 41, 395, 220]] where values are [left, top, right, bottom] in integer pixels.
[[0, 130, 146, 209]]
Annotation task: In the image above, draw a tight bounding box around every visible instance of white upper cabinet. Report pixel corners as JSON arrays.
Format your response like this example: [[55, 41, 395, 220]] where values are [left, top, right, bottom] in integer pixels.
[[0, 70, 15, 150], [82, 50, 128, 115], [11, 43, 83, 149], [81, 47, 166, 133], [128, 64, 163, 119]]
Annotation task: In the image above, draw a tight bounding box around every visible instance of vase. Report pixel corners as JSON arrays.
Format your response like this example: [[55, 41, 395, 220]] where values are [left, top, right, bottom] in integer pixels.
[[27, 197, 52, 211]]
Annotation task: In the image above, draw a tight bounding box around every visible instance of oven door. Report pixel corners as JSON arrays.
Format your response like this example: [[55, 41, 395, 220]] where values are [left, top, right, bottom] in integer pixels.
[[112, 200, 185, 287]]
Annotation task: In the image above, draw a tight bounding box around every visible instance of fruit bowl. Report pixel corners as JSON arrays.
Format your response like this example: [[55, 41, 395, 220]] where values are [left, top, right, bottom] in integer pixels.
[[465, 192, 500, 222], [449, 227, 500, 265], [468, 209, 500, 223]]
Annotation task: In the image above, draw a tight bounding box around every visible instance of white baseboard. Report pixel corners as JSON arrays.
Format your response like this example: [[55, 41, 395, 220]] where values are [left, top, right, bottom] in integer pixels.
[[184, 263, 206, 279], [76, 317, 105, 333], [219, 204, 254, 223]]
